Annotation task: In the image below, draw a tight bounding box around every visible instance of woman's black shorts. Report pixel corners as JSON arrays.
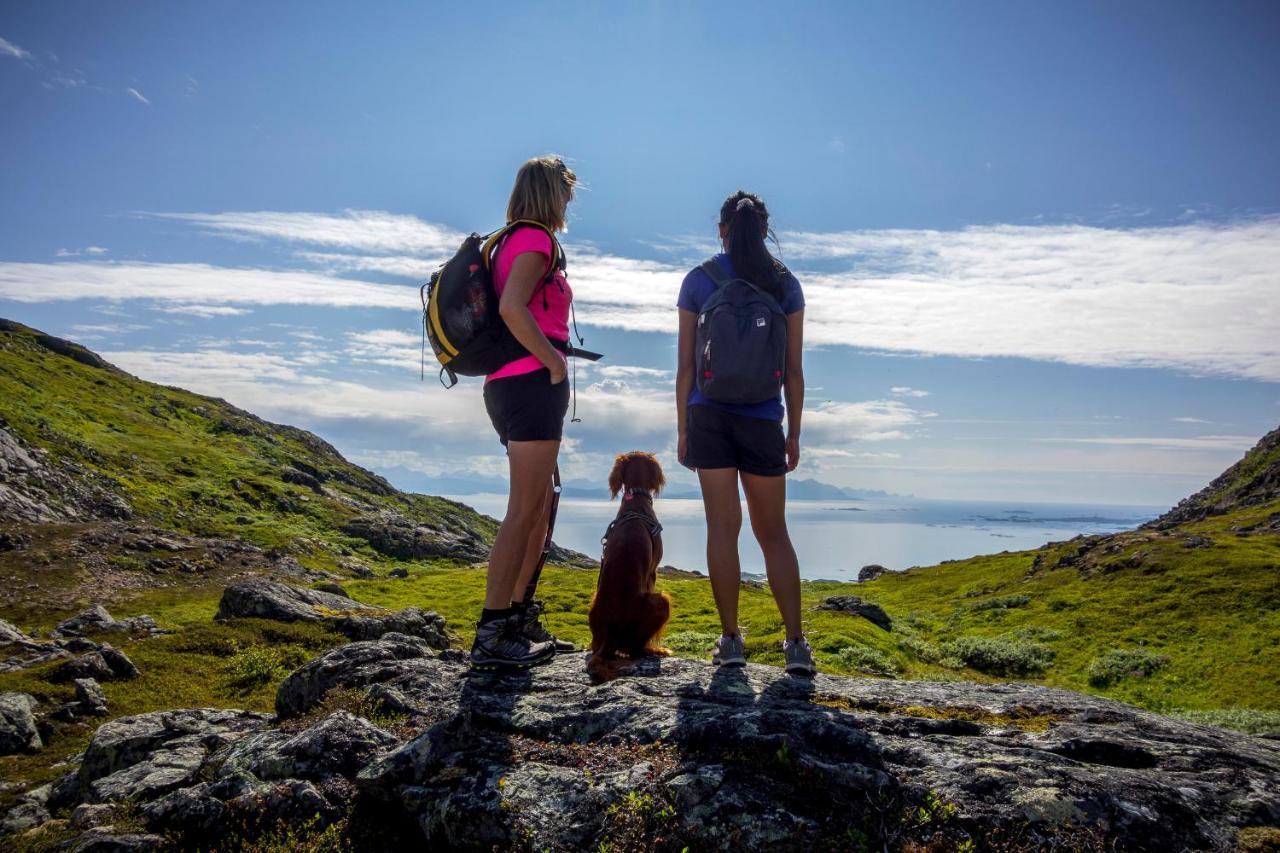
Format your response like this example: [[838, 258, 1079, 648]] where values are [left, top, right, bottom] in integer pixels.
[[684, 404, 787, 477], [483, 368, 569, 446]]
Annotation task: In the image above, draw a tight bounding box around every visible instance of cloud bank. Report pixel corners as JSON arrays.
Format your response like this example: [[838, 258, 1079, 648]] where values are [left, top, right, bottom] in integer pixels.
[[3, 210, 1279, 382]]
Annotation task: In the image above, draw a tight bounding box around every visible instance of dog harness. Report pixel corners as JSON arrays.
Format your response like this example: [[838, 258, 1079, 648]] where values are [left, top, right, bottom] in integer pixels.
[[600, 492, 663, 548]]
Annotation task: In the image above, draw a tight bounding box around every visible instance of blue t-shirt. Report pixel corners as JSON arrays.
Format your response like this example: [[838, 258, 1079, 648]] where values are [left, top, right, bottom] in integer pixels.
[[676, 253, 805, 422]]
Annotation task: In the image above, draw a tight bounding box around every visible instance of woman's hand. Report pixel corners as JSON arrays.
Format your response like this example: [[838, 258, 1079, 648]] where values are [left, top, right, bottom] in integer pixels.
[[677, 431, 688, 467], [548, 360, 567, 385], [785, 432, 800, 472]]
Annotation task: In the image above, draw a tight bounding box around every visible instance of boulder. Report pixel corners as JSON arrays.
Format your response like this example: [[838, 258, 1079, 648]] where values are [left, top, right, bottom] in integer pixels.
[[75, 678, 109, 716], [314, 582, 350, 598], [816, 595, 893, 631], [0, 691, 42, 753], [216, 579, 449, 647], [52, 605, 117, 637], [342, 511, 490, 562], [857, 563, 888, 582], [0, 783, 50, 833], [38, 643, 1280, 852], [55, 644, 139, 682]]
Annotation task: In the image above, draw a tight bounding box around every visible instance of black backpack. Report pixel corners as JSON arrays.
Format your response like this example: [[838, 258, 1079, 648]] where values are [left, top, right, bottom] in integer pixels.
[[694, 257, 788, 405], [421, 220, 598, 387]]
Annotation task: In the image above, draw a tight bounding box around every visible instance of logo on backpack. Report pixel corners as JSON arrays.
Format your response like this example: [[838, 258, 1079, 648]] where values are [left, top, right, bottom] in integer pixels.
[[694, 257, 788, 405]]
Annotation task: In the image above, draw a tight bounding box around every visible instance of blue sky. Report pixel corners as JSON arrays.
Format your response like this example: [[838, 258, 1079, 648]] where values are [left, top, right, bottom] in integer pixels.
[[2, 1, 1278, 505]]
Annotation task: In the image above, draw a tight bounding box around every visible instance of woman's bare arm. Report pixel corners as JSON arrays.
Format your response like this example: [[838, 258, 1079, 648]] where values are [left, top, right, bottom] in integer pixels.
[[676, 308, 697, 465], [783, 308, 805, 471], [498, 251, 566, 382]]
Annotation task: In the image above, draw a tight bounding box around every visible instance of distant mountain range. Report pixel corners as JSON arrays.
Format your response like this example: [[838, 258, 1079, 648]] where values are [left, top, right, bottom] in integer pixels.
[[391, 472, 908, 502]]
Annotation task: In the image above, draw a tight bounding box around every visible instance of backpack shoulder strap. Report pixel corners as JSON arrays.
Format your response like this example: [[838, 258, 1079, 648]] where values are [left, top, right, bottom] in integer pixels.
[[486, 220, 562, 279], [700, 257, 730, 287]]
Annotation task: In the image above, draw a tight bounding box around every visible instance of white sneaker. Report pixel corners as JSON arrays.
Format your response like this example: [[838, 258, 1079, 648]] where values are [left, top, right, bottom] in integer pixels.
[[712, 633, 746, 667], [784, 637, 816, 676]]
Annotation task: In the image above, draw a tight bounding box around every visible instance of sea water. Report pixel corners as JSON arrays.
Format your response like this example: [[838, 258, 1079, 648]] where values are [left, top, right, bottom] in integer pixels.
[[444, 494, 1164, 582]]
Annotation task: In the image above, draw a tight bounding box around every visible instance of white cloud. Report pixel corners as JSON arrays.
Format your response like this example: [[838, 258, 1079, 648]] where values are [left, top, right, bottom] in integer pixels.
[[802, 400, 931, 445], [345, 328, 422, 372], [154, 304, 252, 317], [149, 209, 463, 256], [0, 36, 30, 60], [126, 87, 150, 105], [1041, 435, 1258, 452], [0, 261, 415, 310], [8, 212, 1280, 382], [85, 246, 108, 255], [1172, 416, 1211, 424], [890, 386, 929, 398]]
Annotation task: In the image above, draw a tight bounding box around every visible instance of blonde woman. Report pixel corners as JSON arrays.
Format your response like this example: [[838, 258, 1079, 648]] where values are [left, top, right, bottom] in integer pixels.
[[471, 155, 579, 670]]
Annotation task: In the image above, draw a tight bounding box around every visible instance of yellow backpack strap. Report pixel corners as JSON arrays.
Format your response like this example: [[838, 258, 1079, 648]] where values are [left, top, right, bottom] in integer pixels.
[[483, 220, 560, 280]]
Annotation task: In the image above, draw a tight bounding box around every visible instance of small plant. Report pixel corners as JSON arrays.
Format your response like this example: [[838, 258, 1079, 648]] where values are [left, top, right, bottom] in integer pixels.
[[224, 642, 309, 691], [967, 594, 1030, 613], [941, 635, 1055, 676], [834, 645, 900, 676], [1087, 648, 1169, 686], [662, 630, 719, 654], [1015, 625, 1063, 642]]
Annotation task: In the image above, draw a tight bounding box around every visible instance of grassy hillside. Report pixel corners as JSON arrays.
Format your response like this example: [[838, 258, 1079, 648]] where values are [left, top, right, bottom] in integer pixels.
[[2, 318, 1278, 817]]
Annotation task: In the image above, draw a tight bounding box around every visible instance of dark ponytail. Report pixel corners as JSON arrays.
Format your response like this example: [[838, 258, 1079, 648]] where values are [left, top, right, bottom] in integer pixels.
[[720, 190, 783, 302]]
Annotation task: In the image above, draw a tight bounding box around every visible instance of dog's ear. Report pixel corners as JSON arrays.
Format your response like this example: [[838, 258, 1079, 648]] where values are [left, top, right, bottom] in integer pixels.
[[607, 453, 628, 499], [630, 452, 666, 497]]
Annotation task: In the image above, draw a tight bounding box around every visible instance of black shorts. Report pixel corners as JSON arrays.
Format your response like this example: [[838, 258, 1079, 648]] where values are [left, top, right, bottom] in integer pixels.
[[483, 368, 569, 446], [684, 404, 786, 477]]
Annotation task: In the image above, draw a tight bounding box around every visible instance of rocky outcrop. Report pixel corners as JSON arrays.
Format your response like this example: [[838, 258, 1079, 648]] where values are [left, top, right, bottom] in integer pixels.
[[54, 644, 139, 683], [817, 595, 893, 631], [0, 691, 42, 754], [0, 423, 131, 523], [10, 638, 1279, 851], [216, 578, 450, 647], [342, 511, 491, 562], [52, 605, 168, 639], [858, 563, 888, 582], [1148, 423, 1280, 529]]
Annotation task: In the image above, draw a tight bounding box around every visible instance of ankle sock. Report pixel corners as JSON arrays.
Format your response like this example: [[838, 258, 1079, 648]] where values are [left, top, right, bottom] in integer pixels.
[[480, 607, 513, 624]]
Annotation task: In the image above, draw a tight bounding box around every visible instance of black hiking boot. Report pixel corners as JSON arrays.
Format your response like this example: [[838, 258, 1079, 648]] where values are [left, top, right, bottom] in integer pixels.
[[470, 612, 556, 671], [518, 599, 576, 653]]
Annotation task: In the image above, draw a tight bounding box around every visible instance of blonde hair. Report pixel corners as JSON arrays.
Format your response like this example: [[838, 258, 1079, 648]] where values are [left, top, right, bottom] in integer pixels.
[[506, 155, 577, 232]]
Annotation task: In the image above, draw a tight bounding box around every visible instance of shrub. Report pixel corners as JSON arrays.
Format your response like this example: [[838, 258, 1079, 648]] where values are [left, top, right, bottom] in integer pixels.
[[1015, 625, 1063, 642], [224, 643, 309, 691], [662, 631, 719, 654], [834, 645, 900, 677], [941, 636, 1055, 676], [895, 627, 943, 663], [1173, 708, 1280, 736], [1087, 648, 1169, 686], [968, 594, 1030, 613]]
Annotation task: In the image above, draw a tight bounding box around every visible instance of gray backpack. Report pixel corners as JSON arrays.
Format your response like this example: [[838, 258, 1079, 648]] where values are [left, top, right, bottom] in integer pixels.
[[694, 258, 788, 405]]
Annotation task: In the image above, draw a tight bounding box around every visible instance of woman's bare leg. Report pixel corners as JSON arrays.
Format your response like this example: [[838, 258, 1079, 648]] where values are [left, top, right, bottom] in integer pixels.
[[512, 480, 554, 604], [741, 471, 803, 640], [484, 440, 560, 610], [697, 467, 744, 636]]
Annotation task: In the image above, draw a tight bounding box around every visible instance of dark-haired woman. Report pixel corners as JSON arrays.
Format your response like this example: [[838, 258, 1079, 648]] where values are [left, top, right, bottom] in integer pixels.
[[471, 155, 579, 670], [675, 191, 815, 676]]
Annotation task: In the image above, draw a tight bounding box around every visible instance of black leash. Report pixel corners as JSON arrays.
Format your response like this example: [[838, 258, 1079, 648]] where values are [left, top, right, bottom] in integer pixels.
[[520, 465, 561, 606]]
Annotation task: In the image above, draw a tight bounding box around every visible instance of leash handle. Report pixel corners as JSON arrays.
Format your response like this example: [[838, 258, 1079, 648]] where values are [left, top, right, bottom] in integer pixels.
[[520, 464, 561, 606]]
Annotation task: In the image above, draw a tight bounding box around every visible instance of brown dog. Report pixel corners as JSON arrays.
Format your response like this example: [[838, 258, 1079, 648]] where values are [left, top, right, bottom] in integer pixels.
[[587, 451, 671, 680]]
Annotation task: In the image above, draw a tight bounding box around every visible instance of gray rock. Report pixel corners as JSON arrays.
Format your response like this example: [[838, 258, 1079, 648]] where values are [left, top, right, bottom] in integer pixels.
[[0, 423, 131, 523], [56, 644, 138, 682], [75, 678, 109, 715], [275, 633, 438, 718], [342, 510, 490, 562], [53, 605, 117, 637], [314, 581, 350, 598], [0, 691, 42, 753], [65, 829, 165, 852], [217, 711, 398, 782], [388, 567, 409, 578], [816, 595, 893, 631], [216, 578, 377, 623], [78, 708, 270, 799], [857, 563, 888, 582], [216, 578, 450, 647], [0, 617, 31, 644], [0, 783, 50, 833], [69, 803, 116, 830]]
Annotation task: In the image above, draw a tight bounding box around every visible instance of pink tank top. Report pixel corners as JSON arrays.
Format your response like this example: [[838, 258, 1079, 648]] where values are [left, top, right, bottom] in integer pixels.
[[486, 225, 572, 382]]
